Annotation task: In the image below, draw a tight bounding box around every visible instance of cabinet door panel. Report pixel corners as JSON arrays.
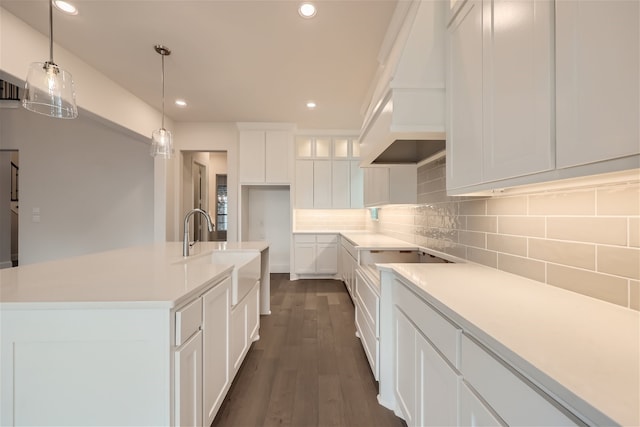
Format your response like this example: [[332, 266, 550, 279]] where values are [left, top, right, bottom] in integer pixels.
[[239, 131, 265, 183], [416, 332, 459, 426], [395, 307, 416, 425], [295, 160, 314, 208], [316, 243, 338, 274], [461, 335, 579, 426], [265, 131, 290, 183], [459, 380, 505, 426], [230, 304, 247, 373], [350, 161, 364, 208], [482, 0, 554, 181], [294, 243, 316, 274], [332, 160, 350, 208], [313, 160, 332, 208], [174, 331, 203, 427], [556, 0, 640, 168], [247, 281, 260, 340], [203, 280, 230, 426], [446, 0, 483, 190]]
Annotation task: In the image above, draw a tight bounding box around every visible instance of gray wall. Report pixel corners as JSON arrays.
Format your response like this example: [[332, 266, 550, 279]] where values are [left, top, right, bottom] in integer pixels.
[[0, 107, 154, 265]]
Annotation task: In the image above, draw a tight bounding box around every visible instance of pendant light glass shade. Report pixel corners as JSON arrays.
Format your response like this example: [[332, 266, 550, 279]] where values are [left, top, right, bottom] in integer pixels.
[[23, 61, 77, 119], [23, 0, 78, 119], [150, 44, 173, 159], [151, 128, 173, 158]]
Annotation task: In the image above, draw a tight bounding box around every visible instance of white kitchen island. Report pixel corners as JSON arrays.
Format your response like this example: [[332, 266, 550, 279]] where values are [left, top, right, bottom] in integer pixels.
[[0, 241, 269, 427]]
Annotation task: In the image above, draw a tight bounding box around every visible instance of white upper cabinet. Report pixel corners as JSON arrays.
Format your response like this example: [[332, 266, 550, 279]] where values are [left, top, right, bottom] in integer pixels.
[[294, 135, 363, 208], [447, 0, 554, 192], [555, 0, 640, 169], [238, 124, 294, 184], [446, 0, 483, 190], [481, 0, 554, 182], [446, 0, 639, 194]]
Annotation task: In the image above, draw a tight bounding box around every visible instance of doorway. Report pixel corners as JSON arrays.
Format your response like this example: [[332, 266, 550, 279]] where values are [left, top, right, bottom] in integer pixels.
[[182, 151, 227, 242], [0, 150, 18, 268]]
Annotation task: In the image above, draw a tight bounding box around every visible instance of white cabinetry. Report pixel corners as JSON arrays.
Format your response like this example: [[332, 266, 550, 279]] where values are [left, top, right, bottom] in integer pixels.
[[392, 282, 461, 427], [447, 0, 639, 195], [239, 128, 293, 184], [355, 268, 380, 379], [555, 0, 639, 169], [174, 331, 203, 427], [313, 160, 332, 208], [382, 275, 584, 427], [294, 136, 363, 209], [363, 165, 417, 207], [459, 380, 504, 426], [230, 280, 260, 376], [174, 276, 233, 427], [340, 237, 358, 297], [202, 281, 230, 426], [447, 0, 554, 192], [461, 334, 578, 426], [293, 234, 338, 276]]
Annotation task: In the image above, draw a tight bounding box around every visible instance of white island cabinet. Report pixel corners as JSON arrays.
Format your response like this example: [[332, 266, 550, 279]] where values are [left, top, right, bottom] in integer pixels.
[[0, 242, 269, 427]]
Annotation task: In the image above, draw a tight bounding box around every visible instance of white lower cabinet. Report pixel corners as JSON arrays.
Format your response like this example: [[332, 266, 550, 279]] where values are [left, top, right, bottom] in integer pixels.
[[459, 380, 504, 427], [461, 334, 579, 426], [385, 277, 583, 427], [174, 330, 203, 427], [293, 234, 338, 276], [230, 280, 260, 376], [174, 276, 234, 427], [202, 281, 230, 426], [416, 332, 459, 427], [395, 308, 417, 425], [394, 304, 461, 427], [340, 237, 358, 297], [355, 268, 380, 379]]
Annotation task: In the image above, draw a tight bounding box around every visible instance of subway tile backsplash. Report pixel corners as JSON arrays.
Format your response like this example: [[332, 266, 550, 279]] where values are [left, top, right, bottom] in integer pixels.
[[366, 157, 640, 310]]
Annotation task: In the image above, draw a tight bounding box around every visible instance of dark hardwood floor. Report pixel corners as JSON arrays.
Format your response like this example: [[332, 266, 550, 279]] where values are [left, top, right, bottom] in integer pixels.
[[211, 274, 406, 427]]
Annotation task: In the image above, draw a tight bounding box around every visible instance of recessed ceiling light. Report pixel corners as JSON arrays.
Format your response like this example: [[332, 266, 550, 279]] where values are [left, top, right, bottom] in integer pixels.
[[175, 99, 187, 107], [298, 3, 316, 18], [53, 1, 78, 15], [306, 101, 317, 109]]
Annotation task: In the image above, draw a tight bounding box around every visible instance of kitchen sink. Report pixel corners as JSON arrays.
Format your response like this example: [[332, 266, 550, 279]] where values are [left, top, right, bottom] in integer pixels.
[[209, 252, 260, 306], [178, 251, 261, 306]]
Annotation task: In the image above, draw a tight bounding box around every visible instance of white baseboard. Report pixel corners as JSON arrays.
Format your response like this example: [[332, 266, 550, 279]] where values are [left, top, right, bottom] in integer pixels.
[[269, 264, 290, 274], [0, 261, 13, 269]]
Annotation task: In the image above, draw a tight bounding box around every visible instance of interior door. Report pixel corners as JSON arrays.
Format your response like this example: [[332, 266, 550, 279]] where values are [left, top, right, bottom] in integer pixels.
[[192, 162, 207, 242]]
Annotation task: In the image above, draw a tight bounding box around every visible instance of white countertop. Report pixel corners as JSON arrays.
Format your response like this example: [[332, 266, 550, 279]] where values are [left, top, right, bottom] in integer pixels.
[[381, 262, 640, 426], [0, 242, 268, 309], [340, 232, 419, 250]]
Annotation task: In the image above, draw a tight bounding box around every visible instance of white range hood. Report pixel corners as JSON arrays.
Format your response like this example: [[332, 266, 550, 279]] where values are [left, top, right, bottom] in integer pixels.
[[359, 0, 446, 166]]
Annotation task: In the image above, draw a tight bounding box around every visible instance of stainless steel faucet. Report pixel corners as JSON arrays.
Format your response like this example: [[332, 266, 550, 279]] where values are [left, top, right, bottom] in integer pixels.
[[183, 208, 215, 257]]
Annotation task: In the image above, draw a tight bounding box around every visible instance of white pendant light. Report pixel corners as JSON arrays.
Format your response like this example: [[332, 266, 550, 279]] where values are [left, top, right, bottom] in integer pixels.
[[22, 0, 78, 119], [150, 44, 173, 159]]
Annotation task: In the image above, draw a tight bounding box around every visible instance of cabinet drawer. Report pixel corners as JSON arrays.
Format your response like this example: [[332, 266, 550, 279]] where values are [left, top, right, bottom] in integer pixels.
[[461, 334, 580, 426], [294, 234, 316, 243], [355, 299, 379, 380], [355, 269, 379, 337], [175, 298, 203, 346], [341, 237, 358, 260], [316, 234, 338, 244], [394, 280, 460, 368]]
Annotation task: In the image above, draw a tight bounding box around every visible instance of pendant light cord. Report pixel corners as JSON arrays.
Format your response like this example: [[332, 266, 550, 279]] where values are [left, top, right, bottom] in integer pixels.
[[48, 0, 54, 64], [161, 52, 165, 129]]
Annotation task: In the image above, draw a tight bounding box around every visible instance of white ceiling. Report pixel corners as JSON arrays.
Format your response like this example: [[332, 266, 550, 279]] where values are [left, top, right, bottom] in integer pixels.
[[2, 0, 398, 130]]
